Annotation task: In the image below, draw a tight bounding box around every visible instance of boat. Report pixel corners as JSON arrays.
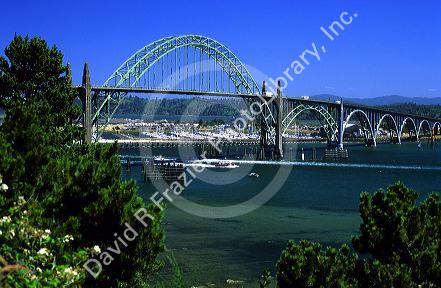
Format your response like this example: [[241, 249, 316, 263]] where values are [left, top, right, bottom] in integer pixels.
[[214, 160, 239, 169], [184, 160, 216, 168], [248, 172, 259, 178]]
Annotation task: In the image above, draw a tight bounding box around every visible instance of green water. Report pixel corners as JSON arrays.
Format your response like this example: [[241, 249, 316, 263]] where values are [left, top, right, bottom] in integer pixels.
[[121, 142, 441, 287]]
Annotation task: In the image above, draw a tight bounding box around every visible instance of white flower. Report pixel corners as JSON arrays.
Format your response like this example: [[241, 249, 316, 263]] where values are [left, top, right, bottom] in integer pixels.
[[36, 267, 42, 273], [64, 267, 78, 277], [0, 216, 11, 224], [0, 183, 8, 191], [37, 248, 49, 256], [92, 245, 101, 254], [9, 230, 15, 237], [44, 229, 51, 234], [17, 196, 25, 205], [63, 234, 74, 243]]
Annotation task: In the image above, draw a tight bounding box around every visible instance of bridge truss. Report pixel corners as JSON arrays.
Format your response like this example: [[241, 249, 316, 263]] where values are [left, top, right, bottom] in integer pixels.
[[77, 35, 441, 157]]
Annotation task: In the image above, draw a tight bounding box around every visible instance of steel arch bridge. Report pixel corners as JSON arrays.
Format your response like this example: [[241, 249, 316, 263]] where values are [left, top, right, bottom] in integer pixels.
[[80, 35, 277, 148], [77, 34, 441, 158]]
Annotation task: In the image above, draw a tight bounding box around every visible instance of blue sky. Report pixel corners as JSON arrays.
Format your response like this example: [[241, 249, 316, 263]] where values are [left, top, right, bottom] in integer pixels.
[[1, 0, 440, 98]]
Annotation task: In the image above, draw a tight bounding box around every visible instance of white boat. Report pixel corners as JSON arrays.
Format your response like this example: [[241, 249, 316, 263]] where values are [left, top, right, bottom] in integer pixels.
[[248, 172, 259, 178], [185, 159, 239, 169], [184, 160, 216, 168], [214, 160, 239, 169]]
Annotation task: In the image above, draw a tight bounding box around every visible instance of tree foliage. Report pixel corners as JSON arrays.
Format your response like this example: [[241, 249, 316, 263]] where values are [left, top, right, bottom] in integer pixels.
[[353, 182, 441, 285], [277, 241, 358, 288], [379, 103, 441, 119], [0, 35, 79, 126], [0, 35, 164, 287], [276, 182, 440, 287], [0, 182, 91, 287]]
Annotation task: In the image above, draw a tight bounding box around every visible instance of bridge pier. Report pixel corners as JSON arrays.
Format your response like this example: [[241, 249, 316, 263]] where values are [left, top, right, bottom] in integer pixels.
[[275, 80, 284, 158], [337, 99, 344, 150], [259, 80, 284, 159], [80, 62, 92, 144]]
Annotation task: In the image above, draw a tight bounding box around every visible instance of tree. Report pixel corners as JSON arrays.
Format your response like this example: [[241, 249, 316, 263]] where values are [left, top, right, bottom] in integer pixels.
[[276, 241, 358, 288], [0, 35, 165, 287], [353, 182, 440, 286], [0, 35, 81, 203], [38, 143, 164, 286], [276, 182, 440, 287], [0, 35, 79, 127]]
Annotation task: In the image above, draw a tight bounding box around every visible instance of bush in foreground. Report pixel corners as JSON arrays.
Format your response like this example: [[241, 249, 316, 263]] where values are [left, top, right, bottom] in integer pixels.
[[276, 182, 440, 287]]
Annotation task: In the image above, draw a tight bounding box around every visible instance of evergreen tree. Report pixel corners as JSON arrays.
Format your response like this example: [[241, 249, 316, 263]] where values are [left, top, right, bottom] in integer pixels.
[[276, 182, 440, 287], [0, 35, 164, 286]]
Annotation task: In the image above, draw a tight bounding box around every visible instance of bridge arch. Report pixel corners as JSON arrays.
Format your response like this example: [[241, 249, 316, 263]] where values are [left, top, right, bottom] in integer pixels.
[[433, 122, 441, 136], [374, 114, 400, 144], [343, 109, 376, 146], [93, 35, 276, 140], [104, 35, 260, 94], [282, 104, 338, 141], [399, 117, 418, 141], [417, 119, 432, 139]]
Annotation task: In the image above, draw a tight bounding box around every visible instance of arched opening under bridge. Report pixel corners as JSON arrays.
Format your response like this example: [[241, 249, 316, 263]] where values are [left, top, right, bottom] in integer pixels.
[[343, 109, 376, 146], [282, 104, 338, 143], [399, 117, 418, 142], [374, 114, 401, 144]]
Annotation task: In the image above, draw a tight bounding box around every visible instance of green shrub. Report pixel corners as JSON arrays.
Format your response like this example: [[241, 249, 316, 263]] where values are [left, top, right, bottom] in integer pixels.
[[0, 177, 91, 287], [276, 183, 441, 287]]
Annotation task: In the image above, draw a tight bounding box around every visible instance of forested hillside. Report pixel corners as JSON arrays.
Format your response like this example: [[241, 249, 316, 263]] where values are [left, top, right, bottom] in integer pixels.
[[379, 103, 441, 119], [113, 96, 441, 120], [115, 96, 246, 117]]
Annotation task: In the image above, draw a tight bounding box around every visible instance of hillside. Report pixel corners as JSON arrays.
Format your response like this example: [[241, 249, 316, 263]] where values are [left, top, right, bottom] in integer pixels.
[[114, 96, 246, 118], [311, 94, 441, 106], [111, 96, 441, 120]]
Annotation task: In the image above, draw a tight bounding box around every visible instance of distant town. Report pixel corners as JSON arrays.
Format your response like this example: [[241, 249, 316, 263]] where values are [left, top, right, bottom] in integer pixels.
[[102, 118, 391, 143]]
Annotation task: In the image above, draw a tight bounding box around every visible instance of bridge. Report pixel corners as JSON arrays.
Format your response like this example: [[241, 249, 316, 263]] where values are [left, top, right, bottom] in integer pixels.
[[75, 35, 441, 158]]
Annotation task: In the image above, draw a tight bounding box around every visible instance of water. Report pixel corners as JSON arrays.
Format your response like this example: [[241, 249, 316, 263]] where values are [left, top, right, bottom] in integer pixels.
[[121, 142, 441, 287]]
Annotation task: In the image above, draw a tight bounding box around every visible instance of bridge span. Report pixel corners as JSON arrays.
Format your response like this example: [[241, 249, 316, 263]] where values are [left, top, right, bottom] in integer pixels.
[[74, 35, 441, 158]]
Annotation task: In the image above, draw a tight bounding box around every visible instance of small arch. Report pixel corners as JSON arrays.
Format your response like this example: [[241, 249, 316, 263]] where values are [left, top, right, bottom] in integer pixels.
[[417, 120, 432, 139], [282, 104, 338, 142], [432, 122, 441, 136], [375, 114, 400, 144], [399, 117, 418, 142], [343, 109, 376, 146]]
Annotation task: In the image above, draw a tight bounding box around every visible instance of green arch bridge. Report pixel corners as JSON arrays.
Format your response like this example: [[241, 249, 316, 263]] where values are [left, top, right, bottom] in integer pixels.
[[75, 35, 441, 158]]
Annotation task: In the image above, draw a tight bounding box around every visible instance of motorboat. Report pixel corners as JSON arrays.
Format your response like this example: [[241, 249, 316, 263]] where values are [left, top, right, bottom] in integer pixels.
[[214, 160, 239, 169], [248, 172, 259, 178]]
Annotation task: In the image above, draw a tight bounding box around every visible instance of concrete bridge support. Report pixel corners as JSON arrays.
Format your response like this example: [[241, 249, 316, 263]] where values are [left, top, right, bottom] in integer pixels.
[[81, 63, 92, 144], [337, 99, 344, 150], [258, 80, 284, 159], [275, 80, 284, 158]]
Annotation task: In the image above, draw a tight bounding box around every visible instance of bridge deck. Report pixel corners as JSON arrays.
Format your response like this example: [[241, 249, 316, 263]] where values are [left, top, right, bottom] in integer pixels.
[[81, 86, 441, 123]]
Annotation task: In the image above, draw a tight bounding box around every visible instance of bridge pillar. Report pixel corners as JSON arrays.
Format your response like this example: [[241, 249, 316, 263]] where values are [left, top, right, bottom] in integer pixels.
[[81, 62, 92, 144], [66, 63, 72, 83], [259, 81, 268, 150], [275, 80, 284, 158], [337, 99, 344, 149], [258, 80, 283, 159]]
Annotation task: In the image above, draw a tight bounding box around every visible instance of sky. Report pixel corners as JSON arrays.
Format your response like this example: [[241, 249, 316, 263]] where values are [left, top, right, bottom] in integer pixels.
[[1, 0, 440, 99]]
